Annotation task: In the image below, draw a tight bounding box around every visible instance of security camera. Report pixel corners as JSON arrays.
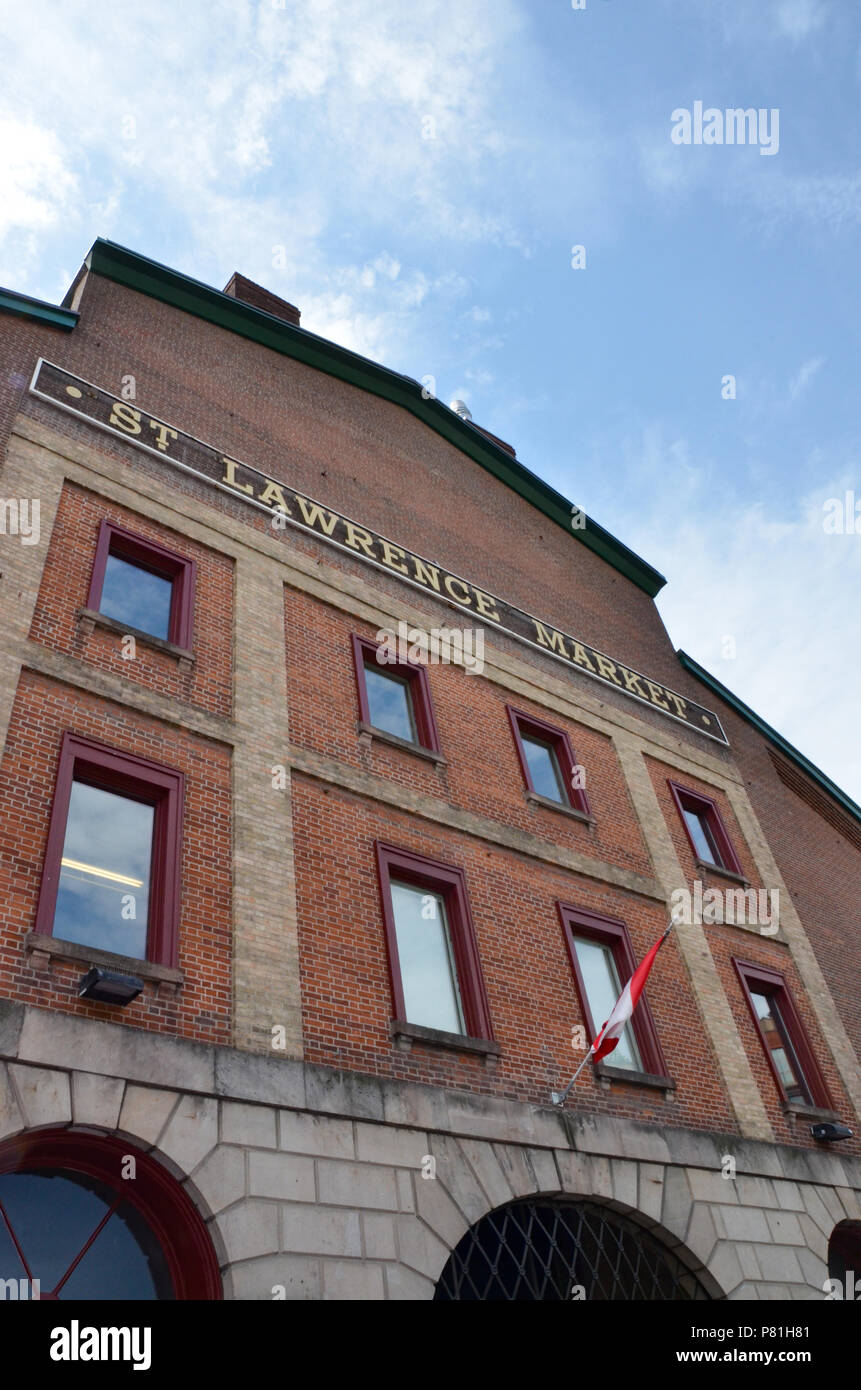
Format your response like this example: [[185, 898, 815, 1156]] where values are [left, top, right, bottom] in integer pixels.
[[810, 1121, 853, 1142]]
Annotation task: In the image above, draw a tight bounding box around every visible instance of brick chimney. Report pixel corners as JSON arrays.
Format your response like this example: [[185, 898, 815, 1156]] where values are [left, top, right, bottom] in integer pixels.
[[222, 272, 301, 327]]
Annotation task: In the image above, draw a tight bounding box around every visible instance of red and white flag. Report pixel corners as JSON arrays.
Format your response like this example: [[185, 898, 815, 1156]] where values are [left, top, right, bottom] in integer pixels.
[[590, 923, 672, 1063]]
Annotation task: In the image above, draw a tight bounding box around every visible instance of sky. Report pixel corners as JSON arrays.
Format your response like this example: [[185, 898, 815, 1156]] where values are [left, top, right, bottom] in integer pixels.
[[2, 0, 860, 800]]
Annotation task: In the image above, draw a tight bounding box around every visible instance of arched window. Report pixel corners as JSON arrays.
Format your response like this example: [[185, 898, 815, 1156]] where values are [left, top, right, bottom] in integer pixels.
[[0, 1130, 221, 1300], [435, 1198, 712, 1301], [828, 1219, 861, 1298]]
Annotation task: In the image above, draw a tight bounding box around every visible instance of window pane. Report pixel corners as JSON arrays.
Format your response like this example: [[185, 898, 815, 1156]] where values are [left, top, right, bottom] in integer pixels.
[[750, 990, 811, 1104], [364, 664, 416, 742], [100, 552, 173, 640], [391, 882, 464, 1034], [53, 781, 154, 959], [573, 937, 641, 1072], [683, 806, 718, 865], [522, 734, 566, 803], [0, 1171, 172, 1299]]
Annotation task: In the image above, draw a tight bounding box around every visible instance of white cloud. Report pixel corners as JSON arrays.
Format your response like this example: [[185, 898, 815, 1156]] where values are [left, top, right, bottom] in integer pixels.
[[464, 367, 494, 387], [599, 429, 861, 802], [655, 491, 861, 801], [743, 169, 861, 233], [0, 0, 542, 350], [0, 117, 76, 242], [788, 356, 824, 400], [699, 0, 830, 45], [773, 0, 828, 41], [637, 130, 704, 195]]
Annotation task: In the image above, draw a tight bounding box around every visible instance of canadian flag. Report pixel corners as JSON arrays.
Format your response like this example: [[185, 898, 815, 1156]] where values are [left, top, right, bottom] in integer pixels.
[[591, 924, 672, 1062]]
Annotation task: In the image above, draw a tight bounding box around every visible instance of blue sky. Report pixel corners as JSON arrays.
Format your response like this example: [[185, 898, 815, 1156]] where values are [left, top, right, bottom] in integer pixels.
[[3, 0, 860, 798]]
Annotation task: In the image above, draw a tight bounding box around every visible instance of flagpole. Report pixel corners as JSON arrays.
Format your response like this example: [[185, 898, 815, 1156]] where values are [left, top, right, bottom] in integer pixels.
[[550, 1047, 595, 1108], [550, 917, 675, 1107]]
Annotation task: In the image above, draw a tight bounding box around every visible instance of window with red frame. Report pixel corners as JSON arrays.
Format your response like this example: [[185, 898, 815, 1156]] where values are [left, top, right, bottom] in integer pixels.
[[352, 635, 441, 752], [375, 843, 493, 1040], [559, 904, 669, 1077], [0, 1129, 221, 1300], [34, 733, 183, 967], [88, 519, 196, 648], [668, 780, 743, 875], [734, 960, 831, 1110], [507, 706, 590, 816]]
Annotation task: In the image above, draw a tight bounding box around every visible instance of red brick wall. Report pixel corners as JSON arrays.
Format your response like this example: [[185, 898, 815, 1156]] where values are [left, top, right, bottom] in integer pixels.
[[707, 926, 859, 1156], [285, 587, 653, 878], [646, 753, 859, 1153], [292, 776, 735, 1130], [722, 711, 861, 1064], [646, 755, 761, 890], [30, 481, 234, 718], [2, 274, 856, 1138], [0, 671, 232, 1044], [0, 314, 69, 466]]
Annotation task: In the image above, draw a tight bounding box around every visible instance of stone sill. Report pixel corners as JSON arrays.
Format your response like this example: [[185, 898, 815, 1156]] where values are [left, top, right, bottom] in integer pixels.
[[390, 1019, 500, 1068], [24, 932, 183, 995], [357, 722, 446, 766], [594, 1062, 676, 1093], [525, 790, 594, 826], [76, 607, 195, 669], [695, 860, 749, 887], [782, 1101, 839, 1123]]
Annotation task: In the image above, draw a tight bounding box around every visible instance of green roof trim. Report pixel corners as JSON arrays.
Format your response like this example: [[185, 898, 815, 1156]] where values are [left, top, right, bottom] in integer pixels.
[[85, 238, 666, 598], [0, 287, 78, 331], [677, 650, 861, 829]]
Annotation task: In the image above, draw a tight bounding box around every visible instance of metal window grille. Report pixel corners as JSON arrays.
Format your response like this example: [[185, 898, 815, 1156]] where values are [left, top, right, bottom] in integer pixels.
[[435, 1198, 711, 1301]]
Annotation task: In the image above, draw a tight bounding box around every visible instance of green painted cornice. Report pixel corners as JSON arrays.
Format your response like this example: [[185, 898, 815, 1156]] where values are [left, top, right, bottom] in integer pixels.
[[0, 287, 78, 330]]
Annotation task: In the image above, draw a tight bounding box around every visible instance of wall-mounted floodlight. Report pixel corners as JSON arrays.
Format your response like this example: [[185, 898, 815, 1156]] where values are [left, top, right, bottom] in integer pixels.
[[810, 1121, 853, 1143], [77, 966, 143, 1006]]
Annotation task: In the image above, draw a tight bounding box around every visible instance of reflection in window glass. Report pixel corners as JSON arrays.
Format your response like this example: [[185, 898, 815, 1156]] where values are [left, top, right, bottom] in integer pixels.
[[750, 990, 811, 1104], [100, 553, 173, 641], [53, 781, 154, 959], [0, 1170, 172, 1299], [682, 807, 718, 865], [573, 937, 641, 1072], [364, 664, 416, 742], [391, 881, 464, 1034], [522, 734, 566, 803]]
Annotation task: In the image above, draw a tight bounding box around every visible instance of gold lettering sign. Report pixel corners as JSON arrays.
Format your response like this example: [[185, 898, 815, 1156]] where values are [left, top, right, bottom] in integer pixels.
[[30, 359, 728, 744]]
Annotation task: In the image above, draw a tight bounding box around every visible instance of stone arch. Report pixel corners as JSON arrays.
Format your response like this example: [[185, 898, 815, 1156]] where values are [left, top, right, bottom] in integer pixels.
[[400, 1136, 726, 1300], [2, 1055, 230, 1276], [0, 1122, 222, 1299]]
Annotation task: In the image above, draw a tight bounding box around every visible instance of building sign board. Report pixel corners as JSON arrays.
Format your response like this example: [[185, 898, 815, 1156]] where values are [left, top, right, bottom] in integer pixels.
[[29, 359, 728, 744]]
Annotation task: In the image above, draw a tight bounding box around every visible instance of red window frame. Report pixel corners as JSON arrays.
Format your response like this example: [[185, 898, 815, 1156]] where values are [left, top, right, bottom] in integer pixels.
[[668, 780, 743, 875], [34, 732, 184, 968], [0, 1129, 221, 1300], [733, 959, 832, 1110], [507, 705, 591, 816], [375, 842, 493, 1040], [87, 519, 196, 649], [558, 903, 668, 1077], [351, 634, 441, 752]]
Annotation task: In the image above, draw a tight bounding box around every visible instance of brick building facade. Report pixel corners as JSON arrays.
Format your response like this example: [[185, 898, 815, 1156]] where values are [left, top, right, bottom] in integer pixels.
[[0, 241, 858, 1301]]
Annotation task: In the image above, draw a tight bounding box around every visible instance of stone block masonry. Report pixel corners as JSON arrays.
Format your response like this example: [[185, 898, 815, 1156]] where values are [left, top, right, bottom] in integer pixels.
[[1, 1002, 858, 1301]]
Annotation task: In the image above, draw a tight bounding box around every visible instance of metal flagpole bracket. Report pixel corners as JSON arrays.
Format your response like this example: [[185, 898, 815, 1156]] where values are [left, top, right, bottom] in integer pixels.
[[550, 1049, 594, 1107]]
